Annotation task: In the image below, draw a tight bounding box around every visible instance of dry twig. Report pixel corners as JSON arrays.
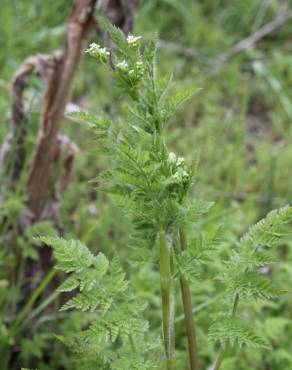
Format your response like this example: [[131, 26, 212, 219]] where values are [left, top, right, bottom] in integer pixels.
[[218, 10, 292, 65]]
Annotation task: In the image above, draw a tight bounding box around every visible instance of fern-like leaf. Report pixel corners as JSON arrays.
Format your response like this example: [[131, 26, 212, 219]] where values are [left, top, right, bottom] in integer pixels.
[[209, 317, 269, 349]]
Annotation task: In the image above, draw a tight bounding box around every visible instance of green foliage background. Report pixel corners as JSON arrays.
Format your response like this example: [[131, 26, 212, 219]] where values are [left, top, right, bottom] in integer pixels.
[[0, 0, 292, 369]]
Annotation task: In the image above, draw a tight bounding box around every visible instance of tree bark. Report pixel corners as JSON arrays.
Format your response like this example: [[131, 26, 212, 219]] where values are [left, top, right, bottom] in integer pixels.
[[26, 0, 97, 221]]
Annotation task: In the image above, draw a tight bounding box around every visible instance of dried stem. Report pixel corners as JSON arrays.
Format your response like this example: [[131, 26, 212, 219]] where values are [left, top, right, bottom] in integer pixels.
[[26, 0, 97, 221], [218, 10, 292, 65]]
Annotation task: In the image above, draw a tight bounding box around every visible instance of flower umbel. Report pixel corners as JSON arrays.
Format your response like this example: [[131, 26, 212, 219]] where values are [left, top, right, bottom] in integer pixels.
[[85, 43, 110, 63], [127, 34, 142, 47], [168, 152, 177, 164], [167, 152, 189, 186], [116, 60, 129, 72], [172, 168, 189, 182], [168, 152, 185, 168]]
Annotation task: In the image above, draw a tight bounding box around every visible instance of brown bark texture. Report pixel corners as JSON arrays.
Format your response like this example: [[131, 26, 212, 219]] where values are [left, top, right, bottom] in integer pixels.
[[0, 0, 140, 228], [26, 0, 97, 221]]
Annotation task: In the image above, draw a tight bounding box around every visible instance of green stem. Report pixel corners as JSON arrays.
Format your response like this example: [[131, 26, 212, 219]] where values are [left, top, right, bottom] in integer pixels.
[[212, 346, 227, 370], [9, 268, 58, 336], [212, 294, 239, 370], [22, 289, 61, 328], [231, 293, 239, 317], [176, 293, 224, 323], [159, 228, 175, 370], [178, 228, 199, 370], [128, 334, 137, 353]]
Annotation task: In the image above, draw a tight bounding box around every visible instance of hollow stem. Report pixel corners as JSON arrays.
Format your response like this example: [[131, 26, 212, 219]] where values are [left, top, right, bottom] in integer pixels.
[[159, 228, 175, 370], [178, 228, 199, 370]]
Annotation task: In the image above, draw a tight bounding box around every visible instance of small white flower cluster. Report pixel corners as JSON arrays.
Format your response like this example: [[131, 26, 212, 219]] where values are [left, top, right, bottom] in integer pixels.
[[116, 60, 129, 72], [114, 34, 143, 81], [168, 152, 177, 163], [172, 168, 189, 182], [85, 43, 110, 62], [168, 152, 185, 166], [116, 60, 144, 80], [127, 34, 142, 47], [168, 152, 189, 183]]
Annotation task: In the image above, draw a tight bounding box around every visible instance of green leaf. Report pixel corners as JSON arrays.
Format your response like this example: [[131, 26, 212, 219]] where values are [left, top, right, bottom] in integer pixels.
[[69, 110, 110, 132], [209, 317, 270, 349], [99, 15, 127, 50], [226, 272, 283, 300], [37, 237, 96, 273], [239, 205, 292, 250], [157, 71, 173, 102]]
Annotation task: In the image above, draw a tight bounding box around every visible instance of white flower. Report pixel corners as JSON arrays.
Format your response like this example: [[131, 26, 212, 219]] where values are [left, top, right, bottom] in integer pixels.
[[172, 168, 189, 182], [181, 169, 189, 178], [86, 43, 99, 53], [127, 34, 142, 45], [99, 47, 110, 56], [116, 60, 129, 71], [168, 152, 185, 167], [168, 152, 177, 164], [177, 157, 185, 166], [85, 43, 110, 61]]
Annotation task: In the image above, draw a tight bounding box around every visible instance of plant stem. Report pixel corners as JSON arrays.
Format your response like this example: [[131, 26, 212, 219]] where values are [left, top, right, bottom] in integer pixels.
[[23, 289, 61, 328], [231, 293, 239, 317], [176, 293, 224, 323], [178, 228, 199, 370], [212, 346, 228, 370], [10, 268, 58, 336], [212, 293, 240, 370], [128, 334, 137, 353], [159, 228, 175, 370]]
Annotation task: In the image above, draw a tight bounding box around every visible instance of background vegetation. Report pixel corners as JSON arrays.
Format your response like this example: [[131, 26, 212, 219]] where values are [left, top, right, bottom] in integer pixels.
[[0, 0, 292, 369]]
